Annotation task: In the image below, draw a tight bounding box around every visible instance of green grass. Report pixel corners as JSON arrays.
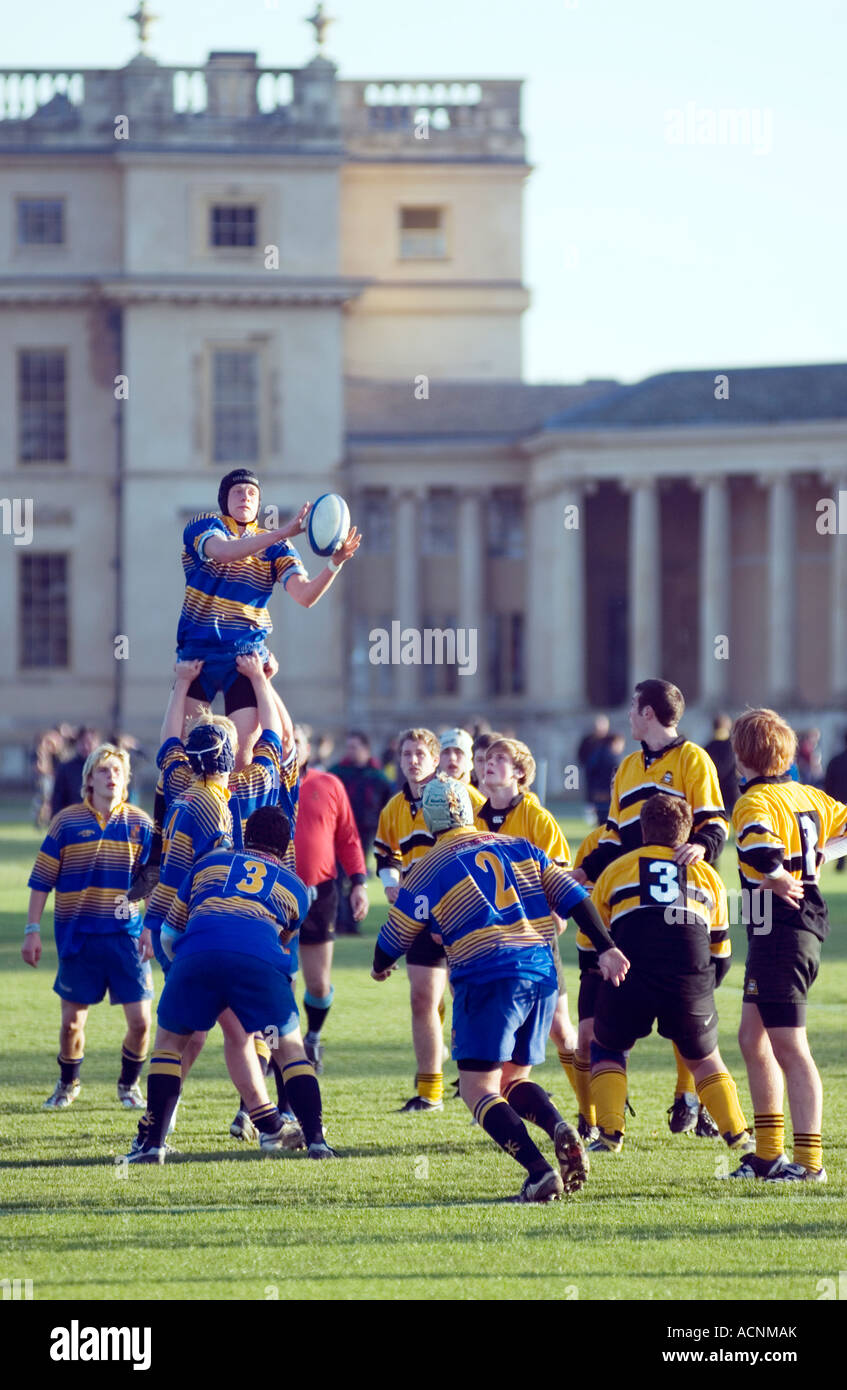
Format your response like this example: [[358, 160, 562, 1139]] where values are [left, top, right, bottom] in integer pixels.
[[1, 800, 845, 1301]]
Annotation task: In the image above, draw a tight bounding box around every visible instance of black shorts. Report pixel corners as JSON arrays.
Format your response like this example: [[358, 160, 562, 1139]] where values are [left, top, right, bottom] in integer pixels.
[[407, 926, 447, 968], [299, 879, 338, 946], [593, 969, 719, 1062], [743, 926, 821, 1028], [577, 953, 601, 1021], [186, 673, 257, 715]]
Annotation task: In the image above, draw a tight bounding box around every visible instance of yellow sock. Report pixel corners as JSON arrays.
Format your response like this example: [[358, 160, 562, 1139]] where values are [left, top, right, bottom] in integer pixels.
[[754, 1111, 785, 1162], [695, 1071, 746, 1141], [591, 1065, 627, 1135], [417, 1072, 443, 1104], [437, 998, 446, 1025], [673, 1042, 696, 1097], [253, 1034, 271, 1065], [557, 1047, 580, 1104], [792, 1133, 823, 1174], [573, 1054, 596, 1126]]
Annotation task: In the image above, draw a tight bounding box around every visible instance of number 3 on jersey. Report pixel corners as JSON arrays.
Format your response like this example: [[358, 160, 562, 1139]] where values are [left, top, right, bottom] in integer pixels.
[[224, 855, 278, 903], [639, 858, 685, 905]]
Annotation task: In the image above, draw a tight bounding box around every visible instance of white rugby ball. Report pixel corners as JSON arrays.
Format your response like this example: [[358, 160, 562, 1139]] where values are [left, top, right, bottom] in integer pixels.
[[307, 493, 350, 557]]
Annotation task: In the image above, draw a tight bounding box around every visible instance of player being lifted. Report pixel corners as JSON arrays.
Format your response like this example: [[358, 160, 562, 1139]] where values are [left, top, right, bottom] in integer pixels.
[[23, 745, 154, 1112], [727, 709, 847, 1182], [372, 778, 628, 1202], [588, 793, 752, 1159], [128, 807, 336, 1163], [574, 679, 728, 1138], [176, 468, 360, 764], [476, 737, 587, 1133]]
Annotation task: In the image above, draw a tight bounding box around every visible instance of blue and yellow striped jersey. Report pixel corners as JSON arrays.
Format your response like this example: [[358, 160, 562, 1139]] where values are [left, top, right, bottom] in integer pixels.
[[176, 512, 306, 656], [592, 844, 730, 975], [164, 846, 311, 972], [376, 827, 589, 985], [28, 801, 154, 955], [145, 736, 299, 934]]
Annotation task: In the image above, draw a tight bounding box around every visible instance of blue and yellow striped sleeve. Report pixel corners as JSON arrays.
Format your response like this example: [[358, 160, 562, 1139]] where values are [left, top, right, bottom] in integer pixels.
[[540, 857, 589, 919], [184, 513, 227, 565], [376, 883, 429, 962], [268, 540, 307, 590], [158, 738, 194, 809], [28, 820, 64, 892]]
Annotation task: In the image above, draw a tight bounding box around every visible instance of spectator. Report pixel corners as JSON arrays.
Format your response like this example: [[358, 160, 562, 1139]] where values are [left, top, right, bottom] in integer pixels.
[[705, 713, 740, 814], [50, 727, 101, 818], [331, 731, 392, 934], [824, 732, 847, 872], [797, 729, 824, 787], [32, 728, 64, 827], [585, 733, 626, 826], [577, 715, 610, 798]]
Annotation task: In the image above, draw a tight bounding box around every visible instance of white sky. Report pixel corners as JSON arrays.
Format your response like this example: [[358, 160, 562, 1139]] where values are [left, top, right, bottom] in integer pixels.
[[4, 0, 844, 384]]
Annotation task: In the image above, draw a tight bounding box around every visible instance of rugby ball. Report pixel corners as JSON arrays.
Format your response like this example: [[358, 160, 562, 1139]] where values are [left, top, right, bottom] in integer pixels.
[[307, 493, 350, 557]]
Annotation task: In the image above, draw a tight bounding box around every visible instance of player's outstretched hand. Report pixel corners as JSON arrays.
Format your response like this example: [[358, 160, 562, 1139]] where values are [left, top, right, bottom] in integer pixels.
[[263, 650, 279, 679], [276, 503, 311, 539], [138, 928, 153, 963], [21, 931, 41, 967], [333, 525, 362, 566], [236, 650, 265, 682], [597, 945, 629, 986], [175, 658, 203, 682]]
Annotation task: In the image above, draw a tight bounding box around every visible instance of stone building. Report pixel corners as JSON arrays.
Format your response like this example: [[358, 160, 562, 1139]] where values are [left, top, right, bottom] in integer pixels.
[[0, 17, 845, 783]]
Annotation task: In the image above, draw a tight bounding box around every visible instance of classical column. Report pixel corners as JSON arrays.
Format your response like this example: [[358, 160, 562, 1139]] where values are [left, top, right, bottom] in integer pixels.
[[393, 487, 420, 705], [627, 476, 661, 689], [457, 489, 484, 701], [698, 475, 730, 704], [827, 473, 847, 701], [765, 474, 795, 704], [550, 482, 586, 708]]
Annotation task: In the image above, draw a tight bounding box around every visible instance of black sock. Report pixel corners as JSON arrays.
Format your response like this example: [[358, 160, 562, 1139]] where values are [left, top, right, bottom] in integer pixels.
[[58, 1053, 83, 1085], [304, 989, 334, 1037], [270, 1056, 289, 1112], [282, 1059, 324, 1146], [504, 1080, 564, 1141], [248, 1102, 283, 1136], [473, 1093, 549, 1176], [142, 1052, 182, 1147], [119, 1045, 146, 1088]]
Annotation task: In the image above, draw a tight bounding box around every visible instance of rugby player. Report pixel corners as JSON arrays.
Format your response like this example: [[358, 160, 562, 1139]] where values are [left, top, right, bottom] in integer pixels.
[[176, 469, 360, 763], [23, 744, 154, 1111], [728, 709, 847, 1182], [574, 679, 728, 1138], [128, 806, 336, 1163], [588, 793, 752, 1159], [372, 778, 628, 1201]]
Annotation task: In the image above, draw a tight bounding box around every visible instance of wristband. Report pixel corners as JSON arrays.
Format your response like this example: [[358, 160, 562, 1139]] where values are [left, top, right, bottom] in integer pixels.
[[379, 867, 401, 889], [25, 923, 41, 934]]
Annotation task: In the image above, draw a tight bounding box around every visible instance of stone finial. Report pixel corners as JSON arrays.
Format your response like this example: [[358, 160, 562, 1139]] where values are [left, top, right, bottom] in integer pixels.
[[129, 1, 159, 51], [306, 3, 334, 51]]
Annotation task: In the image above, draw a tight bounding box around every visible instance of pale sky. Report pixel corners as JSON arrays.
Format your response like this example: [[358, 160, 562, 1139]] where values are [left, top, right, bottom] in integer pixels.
[[4, 0, 844, 384]]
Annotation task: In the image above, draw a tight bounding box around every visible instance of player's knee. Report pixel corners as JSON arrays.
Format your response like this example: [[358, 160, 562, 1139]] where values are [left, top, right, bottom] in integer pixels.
[[409, 983, 438, 1019], [589, 1040, 626, 1071], [770, 1031, 810, 1068]]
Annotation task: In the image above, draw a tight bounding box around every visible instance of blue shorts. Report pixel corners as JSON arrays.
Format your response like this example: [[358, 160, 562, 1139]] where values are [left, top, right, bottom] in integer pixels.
[[177, 640, 269, 703], [150, 927, 171, 977], [157, 949, 298, 1036], [53, 934, 154, 1006], [451, 975, 558, 1067]]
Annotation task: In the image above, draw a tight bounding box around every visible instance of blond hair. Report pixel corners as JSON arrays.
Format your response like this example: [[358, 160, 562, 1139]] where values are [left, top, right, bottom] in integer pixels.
[[397, 727, 440, 763], [487, 737, 536, 788], [732, 709, 796, 778], [81, 743, 131, 799], [185, 710, 239, 759]]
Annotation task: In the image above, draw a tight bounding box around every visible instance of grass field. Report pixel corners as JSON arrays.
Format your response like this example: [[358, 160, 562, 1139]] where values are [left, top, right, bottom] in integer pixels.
[[1, 798, 845, 1302]]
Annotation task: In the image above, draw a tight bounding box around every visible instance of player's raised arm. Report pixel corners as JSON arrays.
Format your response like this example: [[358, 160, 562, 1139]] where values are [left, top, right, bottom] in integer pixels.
[[235, 652, 282, 743], [160, 660, 204, 745], [202, 504, 310, 563], [285, 525, 362, 610]]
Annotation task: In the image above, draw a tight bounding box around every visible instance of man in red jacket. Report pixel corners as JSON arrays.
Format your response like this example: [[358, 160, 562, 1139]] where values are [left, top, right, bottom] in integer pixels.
[[292, 725, 369, 1071]]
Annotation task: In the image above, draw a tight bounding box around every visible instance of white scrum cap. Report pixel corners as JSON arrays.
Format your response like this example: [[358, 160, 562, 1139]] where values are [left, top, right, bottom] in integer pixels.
[[421, 776, 474, 833]]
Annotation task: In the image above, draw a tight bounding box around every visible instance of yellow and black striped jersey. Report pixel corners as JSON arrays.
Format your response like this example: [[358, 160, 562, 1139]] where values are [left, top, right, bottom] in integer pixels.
[[374, 783, 435, 880], [732, 775, 847, 939], [581, 738, 727, 882], [474, 793, 571, 866], [592, 844, 730, 976]]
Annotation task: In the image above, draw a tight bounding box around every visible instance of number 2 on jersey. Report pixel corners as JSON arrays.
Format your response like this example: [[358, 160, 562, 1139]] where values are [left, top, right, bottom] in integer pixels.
[[474, 851, 520, 911]]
